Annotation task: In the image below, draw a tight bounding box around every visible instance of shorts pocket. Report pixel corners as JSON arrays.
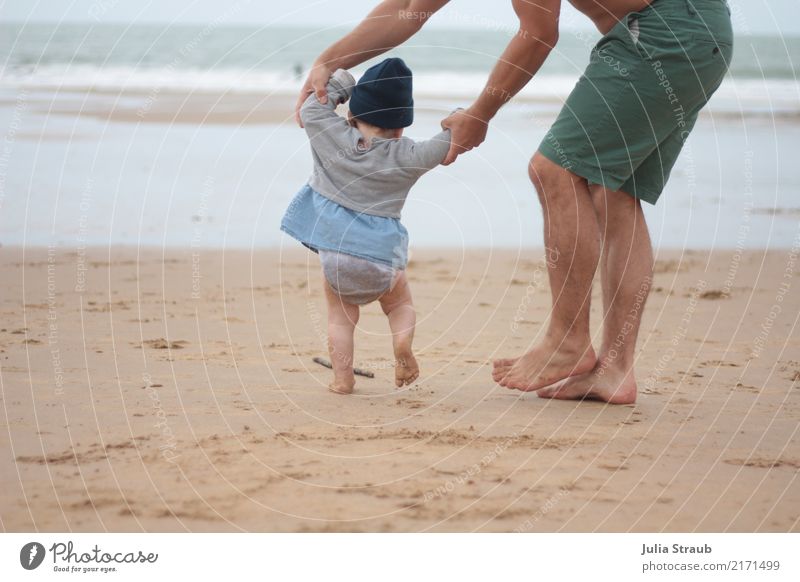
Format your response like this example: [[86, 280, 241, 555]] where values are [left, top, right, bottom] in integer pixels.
[[594, 12, 649, 60], [692, 35, 733, 50], [689, 35, 733, 96], [691, 35, 733, 66], [625, 13, 654, 60]]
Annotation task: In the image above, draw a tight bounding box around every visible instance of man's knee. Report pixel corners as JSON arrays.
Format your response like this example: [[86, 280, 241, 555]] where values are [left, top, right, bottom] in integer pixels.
[[528, 152, 551, 193], [528, 152, 579, 205]]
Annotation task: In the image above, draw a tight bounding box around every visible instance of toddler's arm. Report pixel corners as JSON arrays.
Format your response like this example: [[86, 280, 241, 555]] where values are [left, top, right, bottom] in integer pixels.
[[299, 69, 357, 150], [405, 128, 452, 172]]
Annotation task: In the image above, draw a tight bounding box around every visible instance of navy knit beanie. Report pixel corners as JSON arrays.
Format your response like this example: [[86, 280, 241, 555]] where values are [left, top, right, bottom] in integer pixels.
[[350, 58, 414, 129]]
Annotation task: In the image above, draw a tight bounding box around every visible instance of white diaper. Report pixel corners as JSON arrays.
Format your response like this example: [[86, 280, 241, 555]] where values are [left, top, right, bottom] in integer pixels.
[[320, 250, 396, 305]]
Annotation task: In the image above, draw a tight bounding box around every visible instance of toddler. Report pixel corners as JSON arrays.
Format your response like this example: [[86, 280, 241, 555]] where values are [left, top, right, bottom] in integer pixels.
[[281, 58, 450, 394]]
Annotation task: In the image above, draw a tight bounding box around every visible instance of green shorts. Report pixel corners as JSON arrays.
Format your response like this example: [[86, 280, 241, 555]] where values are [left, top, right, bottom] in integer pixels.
[[538, 0, 733, 204]]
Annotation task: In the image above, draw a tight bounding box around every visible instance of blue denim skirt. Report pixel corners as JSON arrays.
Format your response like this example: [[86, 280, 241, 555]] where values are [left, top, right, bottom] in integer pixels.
[[280, 184, 409, 269]]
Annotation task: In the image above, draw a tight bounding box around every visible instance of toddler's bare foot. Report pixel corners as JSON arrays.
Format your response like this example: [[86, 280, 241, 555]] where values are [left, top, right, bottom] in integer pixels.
[[378, 272, 418, 388], [328, 374, 355, 395], [394, 344, 419, 387]]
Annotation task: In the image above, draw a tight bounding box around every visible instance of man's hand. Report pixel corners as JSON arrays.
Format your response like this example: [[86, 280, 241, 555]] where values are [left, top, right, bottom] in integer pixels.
[[295, 63, 332, 127], [440, 108, 489, 165]]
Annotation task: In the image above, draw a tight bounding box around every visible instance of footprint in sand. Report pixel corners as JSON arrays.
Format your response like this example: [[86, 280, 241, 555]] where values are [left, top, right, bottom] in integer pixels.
[[86, 300, 131, 312], [699, 289, 730, 300], [653, 259, 691, 274], [725, 457, 800, 470], [395, 398, 424, 409], [700, 360, 739, 368], [139, 338, 190, 350]]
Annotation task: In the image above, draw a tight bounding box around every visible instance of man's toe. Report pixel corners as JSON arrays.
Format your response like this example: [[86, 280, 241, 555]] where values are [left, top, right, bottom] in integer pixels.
[[499, 374, 518, 388], [537, 386, 557, 398], [494, 371, 512, 384], [492, 363, 515, 376]]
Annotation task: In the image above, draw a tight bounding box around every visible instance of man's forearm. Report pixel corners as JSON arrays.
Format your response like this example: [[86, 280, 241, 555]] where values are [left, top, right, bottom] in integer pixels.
[[314, 0, 448, 70], [469, 32, 556, 121]]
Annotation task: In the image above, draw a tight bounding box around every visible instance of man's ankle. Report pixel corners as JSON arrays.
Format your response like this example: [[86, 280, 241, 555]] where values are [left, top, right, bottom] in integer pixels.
[[544, 328, 592, 351], [596, 353, 635, 375]]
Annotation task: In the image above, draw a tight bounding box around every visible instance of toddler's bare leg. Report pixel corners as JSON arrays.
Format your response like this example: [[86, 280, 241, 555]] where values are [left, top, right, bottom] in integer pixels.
[[324, 279, 359, 394], [379, 272, 419, 387]]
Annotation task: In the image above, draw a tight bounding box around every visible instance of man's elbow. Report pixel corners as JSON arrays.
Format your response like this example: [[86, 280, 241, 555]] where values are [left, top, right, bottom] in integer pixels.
[[513, 0, 558, 47], [399, 0, 448, 32], [522, 25, 558, 50], [540, 27, 559, 49]]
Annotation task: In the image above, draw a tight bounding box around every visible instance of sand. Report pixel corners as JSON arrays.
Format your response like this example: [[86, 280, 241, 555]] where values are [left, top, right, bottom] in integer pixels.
[[1, 245, 798, 532]]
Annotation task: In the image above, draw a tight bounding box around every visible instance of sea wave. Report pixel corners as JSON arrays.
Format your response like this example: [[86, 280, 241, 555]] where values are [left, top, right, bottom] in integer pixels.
[[1, 65, 798, 115]]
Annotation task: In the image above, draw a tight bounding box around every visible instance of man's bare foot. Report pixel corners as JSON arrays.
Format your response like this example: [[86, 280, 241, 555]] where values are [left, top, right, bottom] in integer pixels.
[[393, 343, 419, 387], [492, 338, 596, 392], [328, 374, 355, 395], [537, 365, 637, 404]]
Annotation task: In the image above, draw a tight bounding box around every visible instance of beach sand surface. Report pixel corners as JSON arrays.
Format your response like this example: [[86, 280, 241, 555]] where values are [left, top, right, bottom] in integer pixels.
[[1, 246, 798, 532]]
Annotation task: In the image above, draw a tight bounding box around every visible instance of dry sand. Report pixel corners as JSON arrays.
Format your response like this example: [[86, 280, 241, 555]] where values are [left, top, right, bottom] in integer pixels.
[[1, 246, 798, 532]]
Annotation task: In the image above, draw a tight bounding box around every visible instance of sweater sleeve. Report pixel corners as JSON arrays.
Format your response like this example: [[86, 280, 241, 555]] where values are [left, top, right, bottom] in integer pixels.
[[299, 69, 357, 151], [404, 129, 451, 172]]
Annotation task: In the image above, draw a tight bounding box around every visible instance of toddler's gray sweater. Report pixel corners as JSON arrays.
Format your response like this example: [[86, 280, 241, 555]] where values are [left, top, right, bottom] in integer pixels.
[[300, 69, 451, 219]]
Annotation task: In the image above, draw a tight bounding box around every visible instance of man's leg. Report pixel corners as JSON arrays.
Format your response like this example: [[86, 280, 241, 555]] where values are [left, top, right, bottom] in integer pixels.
[[378, 272, 419, 387], [492, 153, 599, 391], [538, 186, 652, 404], [324, 280, 359, 394]]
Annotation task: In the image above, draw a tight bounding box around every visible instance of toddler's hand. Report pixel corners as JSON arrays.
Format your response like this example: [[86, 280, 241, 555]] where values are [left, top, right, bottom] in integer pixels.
[[295, 63, 332, 127]]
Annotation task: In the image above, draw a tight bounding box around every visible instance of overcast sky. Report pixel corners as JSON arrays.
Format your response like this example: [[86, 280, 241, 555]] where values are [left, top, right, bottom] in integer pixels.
[[2, 0, 799, 35]]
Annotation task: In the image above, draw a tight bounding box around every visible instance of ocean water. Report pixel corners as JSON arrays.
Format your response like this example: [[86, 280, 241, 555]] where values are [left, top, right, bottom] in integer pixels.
[[0, 23, 798, 250], [1, 23, 799, 112], [4, 22, 799, 76]]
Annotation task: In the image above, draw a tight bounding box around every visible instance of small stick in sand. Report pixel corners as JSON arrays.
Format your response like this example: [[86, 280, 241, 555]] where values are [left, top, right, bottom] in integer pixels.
[[313, 356, 375, 378]]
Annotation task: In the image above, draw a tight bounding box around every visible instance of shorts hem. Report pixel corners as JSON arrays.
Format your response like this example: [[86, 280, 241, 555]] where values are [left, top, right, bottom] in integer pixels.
[[537, 145, 661, 205], [619, 185, 661, 205], [537, 143, 626, 191]]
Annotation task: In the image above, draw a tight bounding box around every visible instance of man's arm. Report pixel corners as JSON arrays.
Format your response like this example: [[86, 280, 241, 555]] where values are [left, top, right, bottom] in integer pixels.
[[441, 0, 561, 165], [295, 0, 450, 125]]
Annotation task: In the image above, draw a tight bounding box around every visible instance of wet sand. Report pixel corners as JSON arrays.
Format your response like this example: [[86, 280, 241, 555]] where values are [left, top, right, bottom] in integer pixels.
[[1, 246, 798, 532]]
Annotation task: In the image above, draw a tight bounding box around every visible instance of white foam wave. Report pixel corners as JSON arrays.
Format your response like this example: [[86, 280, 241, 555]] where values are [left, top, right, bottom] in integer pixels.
[[1, 65, 798, 114]]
